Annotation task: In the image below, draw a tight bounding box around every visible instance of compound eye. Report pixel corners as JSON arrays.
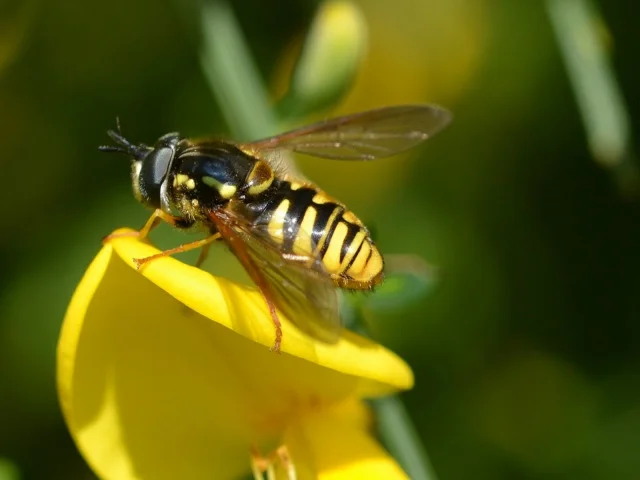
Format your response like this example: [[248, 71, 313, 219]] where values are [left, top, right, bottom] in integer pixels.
[[138, 147, 175, 207]]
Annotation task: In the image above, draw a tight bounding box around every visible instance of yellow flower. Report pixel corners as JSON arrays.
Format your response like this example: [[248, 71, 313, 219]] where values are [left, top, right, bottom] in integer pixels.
[[57, 229, 414, 479]]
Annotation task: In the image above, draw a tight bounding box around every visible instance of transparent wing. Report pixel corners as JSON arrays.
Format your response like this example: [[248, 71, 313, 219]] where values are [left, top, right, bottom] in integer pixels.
[[208, 207, 342, 343], [243, 104, 451, 161]]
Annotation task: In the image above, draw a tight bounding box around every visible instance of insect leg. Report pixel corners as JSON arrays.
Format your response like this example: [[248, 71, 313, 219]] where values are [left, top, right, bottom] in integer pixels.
[[138, 209, 194, 238], [227, 246, 283, 352], [262, 291, 283, 354], [210, 216, 284, 353], [194, 243, 212, 269], [194, 228, 219, 269], [133, 233, 222, 270], [103, 208, 191, 243]]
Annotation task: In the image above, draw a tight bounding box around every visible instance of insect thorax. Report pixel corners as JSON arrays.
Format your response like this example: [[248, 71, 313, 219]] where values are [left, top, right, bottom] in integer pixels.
[[168, 141, 275, 220]]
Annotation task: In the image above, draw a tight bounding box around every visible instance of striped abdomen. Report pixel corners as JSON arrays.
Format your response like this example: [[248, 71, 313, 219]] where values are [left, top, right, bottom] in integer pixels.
[[256, 180, 383, 290]]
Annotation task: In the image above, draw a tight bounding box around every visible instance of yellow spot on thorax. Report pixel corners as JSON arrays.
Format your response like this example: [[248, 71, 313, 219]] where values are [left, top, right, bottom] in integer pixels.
[[174, 174, 189, 187], [247, 161, 274, 196], [219, 183, 237, 198], [202, 176, 237, 199], [247, 181, 272, 196]]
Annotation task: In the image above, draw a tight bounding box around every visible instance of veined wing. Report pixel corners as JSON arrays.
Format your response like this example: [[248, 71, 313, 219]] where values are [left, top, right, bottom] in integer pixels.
[[208, 206, 342, 344], [243, 104, 451, 161]]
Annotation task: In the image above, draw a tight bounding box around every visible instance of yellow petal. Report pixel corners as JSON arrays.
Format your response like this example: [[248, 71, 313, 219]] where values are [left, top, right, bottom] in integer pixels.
[[108, 229, 413, 395], [58, 232, 413, 479], [59, 245, 258, 479], [283, 400, 409, 480]]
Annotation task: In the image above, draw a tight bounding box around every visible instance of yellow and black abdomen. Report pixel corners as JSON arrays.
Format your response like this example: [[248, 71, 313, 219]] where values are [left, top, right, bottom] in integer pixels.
[[256, 180, 384, 290]]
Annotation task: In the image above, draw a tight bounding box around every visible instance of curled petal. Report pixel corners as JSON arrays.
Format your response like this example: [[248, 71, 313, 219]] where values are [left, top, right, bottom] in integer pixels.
[[57, 232, 413, 479], [108, 230, 413, 394]]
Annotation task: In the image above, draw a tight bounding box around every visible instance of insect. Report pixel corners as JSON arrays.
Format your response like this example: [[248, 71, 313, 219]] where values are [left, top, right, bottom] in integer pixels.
[[99, 105, 451, 353]]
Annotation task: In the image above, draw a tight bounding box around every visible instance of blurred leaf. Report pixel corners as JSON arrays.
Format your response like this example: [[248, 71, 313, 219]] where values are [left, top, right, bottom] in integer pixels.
[[0, 458, 20, 480], [365, 254, 438, 311], [340, 255, 438, 333], [0, 1, 36, 77], [584, 402, 640, 479], [465, 349, 597, 470]]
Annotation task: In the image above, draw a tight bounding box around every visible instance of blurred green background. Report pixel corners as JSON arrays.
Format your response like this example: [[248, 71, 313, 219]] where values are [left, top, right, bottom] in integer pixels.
[[1, 0, 639, 479]]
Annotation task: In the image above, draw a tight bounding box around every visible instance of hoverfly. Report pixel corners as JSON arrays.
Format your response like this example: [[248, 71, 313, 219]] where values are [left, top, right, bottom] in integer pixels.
[[99, 105, 451, 353]]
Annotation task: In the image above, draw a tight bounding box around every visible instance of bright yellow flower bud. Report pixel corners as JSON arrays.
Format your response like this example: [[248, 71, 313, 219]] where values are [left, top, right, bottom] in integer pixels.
[[283, 0, 368, 116]]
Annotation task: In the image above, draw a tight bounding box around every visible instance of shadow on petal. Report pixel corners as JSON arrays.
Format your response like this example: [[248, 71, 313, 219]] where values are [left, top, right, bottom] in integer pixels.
[[60, 246, 260, 478]]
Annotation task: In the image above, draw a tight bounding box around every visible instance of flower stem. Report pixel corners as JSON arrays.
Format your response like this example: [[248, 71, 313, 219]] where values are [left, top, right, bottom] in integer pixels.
[[370, 396, 439, 480]]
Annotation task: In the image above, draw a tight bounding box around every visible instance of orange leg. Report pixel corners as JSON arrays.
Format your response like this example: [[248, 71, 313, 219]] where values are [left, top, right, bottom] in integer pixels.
[[195, 242, 212, 269], [209, 214, 283, 353], [250, 445, 296, 480], [133, 233, 221, 270], [103, 209, 185, 243], [263, 294, 283, 354]]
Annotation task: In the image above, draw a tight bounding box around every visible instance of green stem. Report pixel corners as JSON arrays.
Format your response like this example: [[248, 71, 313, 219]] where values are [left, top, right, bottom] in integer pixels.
[[370, 396, 440, 480], [199, 0, 278, 140], [546, 0, 639, 195]]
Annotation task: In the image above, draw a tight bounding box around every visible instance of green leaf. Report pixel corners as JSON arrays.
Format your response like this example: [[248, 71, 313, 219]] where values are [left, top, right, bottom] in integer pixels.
[[0, 458, 20, 480], [365, 254, 438, 311]]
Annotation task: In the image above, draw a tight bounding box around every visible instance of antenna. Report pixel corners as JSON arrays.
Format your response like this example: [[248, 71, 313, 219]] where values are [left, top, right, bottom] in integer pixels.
[[98, 118, 149, 160]]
